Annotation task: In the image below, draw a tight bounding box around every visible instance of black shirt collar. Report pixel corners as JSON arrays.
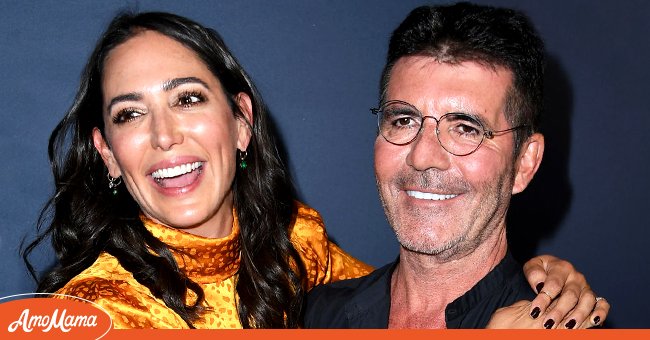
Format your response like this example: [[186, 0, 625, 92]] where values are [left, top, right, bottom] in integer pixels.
[[343, 251, 532, 328]]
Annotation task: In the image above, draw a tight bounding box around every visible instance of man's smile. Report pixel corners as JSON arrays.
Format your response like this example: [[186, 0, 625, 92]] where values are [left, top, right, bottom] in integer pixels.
[[405, 190, 459, 200]]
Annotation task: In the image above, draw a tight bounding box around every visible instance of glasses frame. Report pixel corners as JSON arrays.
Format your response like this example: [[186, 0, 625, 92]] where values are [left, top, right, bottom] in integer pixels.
[[371, 100, 530, 156]]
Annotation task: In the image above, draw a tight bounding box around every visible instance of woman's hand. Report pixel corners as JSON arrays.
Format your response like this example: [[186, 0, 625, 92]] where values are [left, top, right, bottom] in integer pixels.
[[518, 254, 610, 328], [487, 301, 544, 328], [487, 299, 609, 329]]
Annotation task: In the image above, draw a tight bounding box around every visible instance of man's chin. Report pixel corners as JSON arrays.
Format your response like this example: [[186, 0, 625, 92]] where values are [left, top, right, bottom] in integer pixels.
[[395, 232, 462, 257]]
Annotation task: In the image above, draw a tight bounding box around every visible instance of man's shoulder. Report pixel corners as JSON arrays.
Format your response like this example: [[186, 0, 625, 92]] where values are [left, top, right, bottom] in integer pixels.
[[308, 262, 385, 296], [304, 261, 395, 328]]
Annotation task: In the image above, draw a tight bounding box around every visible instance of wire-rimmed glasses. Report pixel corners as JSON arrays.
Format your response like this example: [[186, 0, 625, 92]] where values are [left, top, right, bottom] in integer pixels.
[[371, 100, 529, 156]]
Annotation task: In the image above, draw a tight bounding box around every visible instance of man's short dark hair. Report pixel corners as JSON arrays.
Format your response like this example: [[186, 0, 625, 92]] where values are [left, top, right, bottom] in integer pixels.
[[380, 2, 545, 153]]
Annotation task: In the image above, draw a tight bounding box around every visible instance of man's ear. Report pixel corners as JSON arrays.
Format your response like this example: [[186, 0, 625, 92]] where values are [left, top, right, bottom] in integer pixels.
[[92, 127, 121, 177], [512, 133, 544, 195], [235, 92, 253, 151]]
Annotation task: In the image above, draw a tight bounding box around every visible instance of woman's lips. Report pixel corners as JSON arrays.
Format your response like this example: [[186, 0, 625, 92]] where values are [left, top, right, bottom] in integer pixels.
[[151, 161, 203, 188]]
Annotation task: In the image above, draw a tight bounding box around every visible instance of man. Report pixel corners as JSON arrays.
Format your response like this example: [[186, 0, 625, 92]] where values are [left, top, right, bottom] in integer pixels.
[[305, 2, 607, 329]]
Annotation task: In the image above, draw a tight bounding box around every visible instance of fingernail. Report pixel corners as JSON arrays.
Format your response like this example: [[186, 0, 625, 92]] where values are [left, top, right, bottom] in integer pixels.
[[544, 319, 555, 329], [565, 319, 576, 329], [530, 307, 541, 319], [536, 282, 545, 293], [593, 316, 601, 325]]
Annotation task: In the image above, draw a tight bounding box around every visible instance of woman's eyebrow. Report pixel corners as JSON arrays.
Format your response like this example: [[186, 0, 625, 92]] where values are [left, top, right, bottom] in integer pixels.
[[162, 77, 210, 91], [107, 92, 142, 113]]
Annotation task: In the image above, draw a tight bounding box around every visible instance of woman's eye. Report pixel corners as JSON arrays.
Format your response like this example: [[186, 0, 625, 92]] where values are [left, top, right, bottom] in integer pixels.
[[177, 92, 205, 107], [112, 109, 144, 124]]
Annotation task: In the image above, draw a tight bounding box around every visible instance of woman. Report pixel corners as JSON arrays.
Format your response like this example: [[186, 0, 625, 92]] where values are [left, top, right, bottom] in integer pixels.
[[24, 11, 603, 329], [25, 11, 370, 328]]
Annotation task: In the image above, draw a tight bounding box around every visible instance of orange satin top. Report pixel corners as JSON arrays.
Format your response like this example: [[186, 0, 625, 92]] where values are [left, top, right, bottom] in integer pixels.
[[55, 202, 372, 328]]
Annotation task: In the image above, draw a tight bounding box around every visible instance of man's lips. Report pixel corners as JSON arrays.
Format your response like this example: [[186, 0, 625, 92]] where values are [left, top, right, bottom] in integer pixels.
[[405, 190, 459, 200]]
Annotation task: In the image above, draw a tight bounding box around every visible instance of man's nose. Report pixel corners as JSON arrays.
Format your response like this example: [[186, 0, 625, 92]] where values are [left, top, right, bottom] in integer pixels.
[[405, 118, 451, 171]]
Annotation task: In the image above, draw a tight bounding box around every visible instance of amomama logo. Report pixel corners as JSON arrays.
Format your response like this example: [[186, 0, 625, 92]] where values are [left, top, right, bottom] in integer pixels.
[[0, 293, 112, 339]]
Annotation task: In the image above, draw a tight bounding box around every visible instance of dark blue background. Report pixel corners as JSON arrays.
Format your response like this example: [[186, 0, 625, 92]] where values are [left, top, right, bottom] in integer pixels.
[[1, 0, 648, 328]]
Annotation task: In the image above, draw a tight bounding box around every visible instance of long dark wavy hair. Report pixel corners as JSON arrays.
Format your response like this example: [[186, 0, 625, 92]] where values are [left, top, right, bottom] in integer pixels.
[[23, 11, 305, 328]]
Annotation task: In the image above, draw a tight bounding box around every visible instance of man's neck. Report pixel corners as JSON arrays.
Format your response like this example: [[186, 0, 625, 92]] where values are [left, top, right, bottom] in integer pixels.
[[388, 228, 508, 329]]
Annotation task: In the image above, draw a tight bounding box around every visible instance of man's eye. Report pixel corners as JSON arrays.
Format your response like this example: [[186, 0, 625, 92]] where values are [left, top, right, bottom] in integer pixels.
[[459, 124, 480, 134], [392, 116, 415, 128], [450, 122, 481, 138], [112, 109, 144, 124], [385, 108, 420, 128]]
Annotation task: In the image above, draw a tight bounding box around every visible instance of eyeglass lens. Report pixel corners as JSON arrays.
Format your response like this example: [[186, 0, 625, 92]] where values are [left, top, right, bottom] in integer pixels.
[[377, 102, 485, 156]]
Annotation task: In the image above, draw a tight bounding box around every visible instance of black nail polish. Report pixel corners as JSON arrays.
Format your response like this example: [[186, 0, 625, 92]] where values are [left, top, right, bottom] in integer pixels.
[[593, 316, 601, 325], [530, 307, 541, 319], [536, 282, 545, 293], [565, 319, 576, 329], [544, 319, 555, 329]]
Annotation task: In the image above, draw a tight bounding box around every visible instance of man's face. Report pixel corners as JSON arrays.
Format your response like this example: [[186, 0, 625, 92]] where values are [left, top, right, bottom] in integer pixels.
[[375, 56, 521, 260]]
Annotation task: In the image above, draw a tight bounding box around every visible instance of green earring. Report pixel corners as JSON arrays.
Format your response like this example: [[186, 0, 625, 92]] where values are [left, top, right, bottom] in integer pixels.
[[108, 174, 122, 195], [239, 150, 248, 169]]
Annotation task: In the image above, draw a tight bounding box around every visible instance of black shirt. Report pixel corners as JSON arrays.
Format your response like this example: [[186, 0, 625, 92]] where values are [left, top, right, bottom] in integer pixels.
[[304, 252, 536, 328]]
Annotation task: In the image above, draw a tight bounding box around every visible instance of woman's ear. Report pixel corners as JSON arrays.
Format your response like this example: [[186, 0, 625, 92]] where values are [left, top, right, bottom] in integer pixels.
[[92, 127, 121, 177], [235, 92, 254, 150], [512, 133, 544, 195]]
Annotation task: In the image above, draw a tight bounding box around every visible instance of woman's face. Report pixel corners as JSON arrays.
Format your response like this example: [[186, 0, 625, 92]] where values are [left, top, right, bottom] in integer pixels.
[[93, 30, 252, 238]]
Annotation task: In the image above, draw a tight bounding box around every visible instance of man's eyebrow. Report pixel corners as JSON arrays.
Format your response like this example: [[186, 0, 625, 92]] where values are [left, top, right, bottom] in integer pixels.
[[450, 105, 491, 127], [464, 111, 489, 125], [107, 93, 142, 113], [162, 77, 210, 91]]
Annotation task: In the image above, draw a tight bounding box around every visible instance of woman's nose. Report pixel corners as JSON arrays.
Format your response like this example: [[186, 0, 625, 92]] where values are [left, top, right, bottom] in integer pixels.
[[150, 109, 183, 150]]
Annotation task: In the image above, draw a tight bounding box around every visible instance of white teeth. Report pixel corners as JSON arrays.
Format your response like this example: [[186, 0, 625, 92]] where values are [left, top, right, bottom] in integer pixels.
[[406, 190, 458, 200], [151, 162, 203, 179]]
